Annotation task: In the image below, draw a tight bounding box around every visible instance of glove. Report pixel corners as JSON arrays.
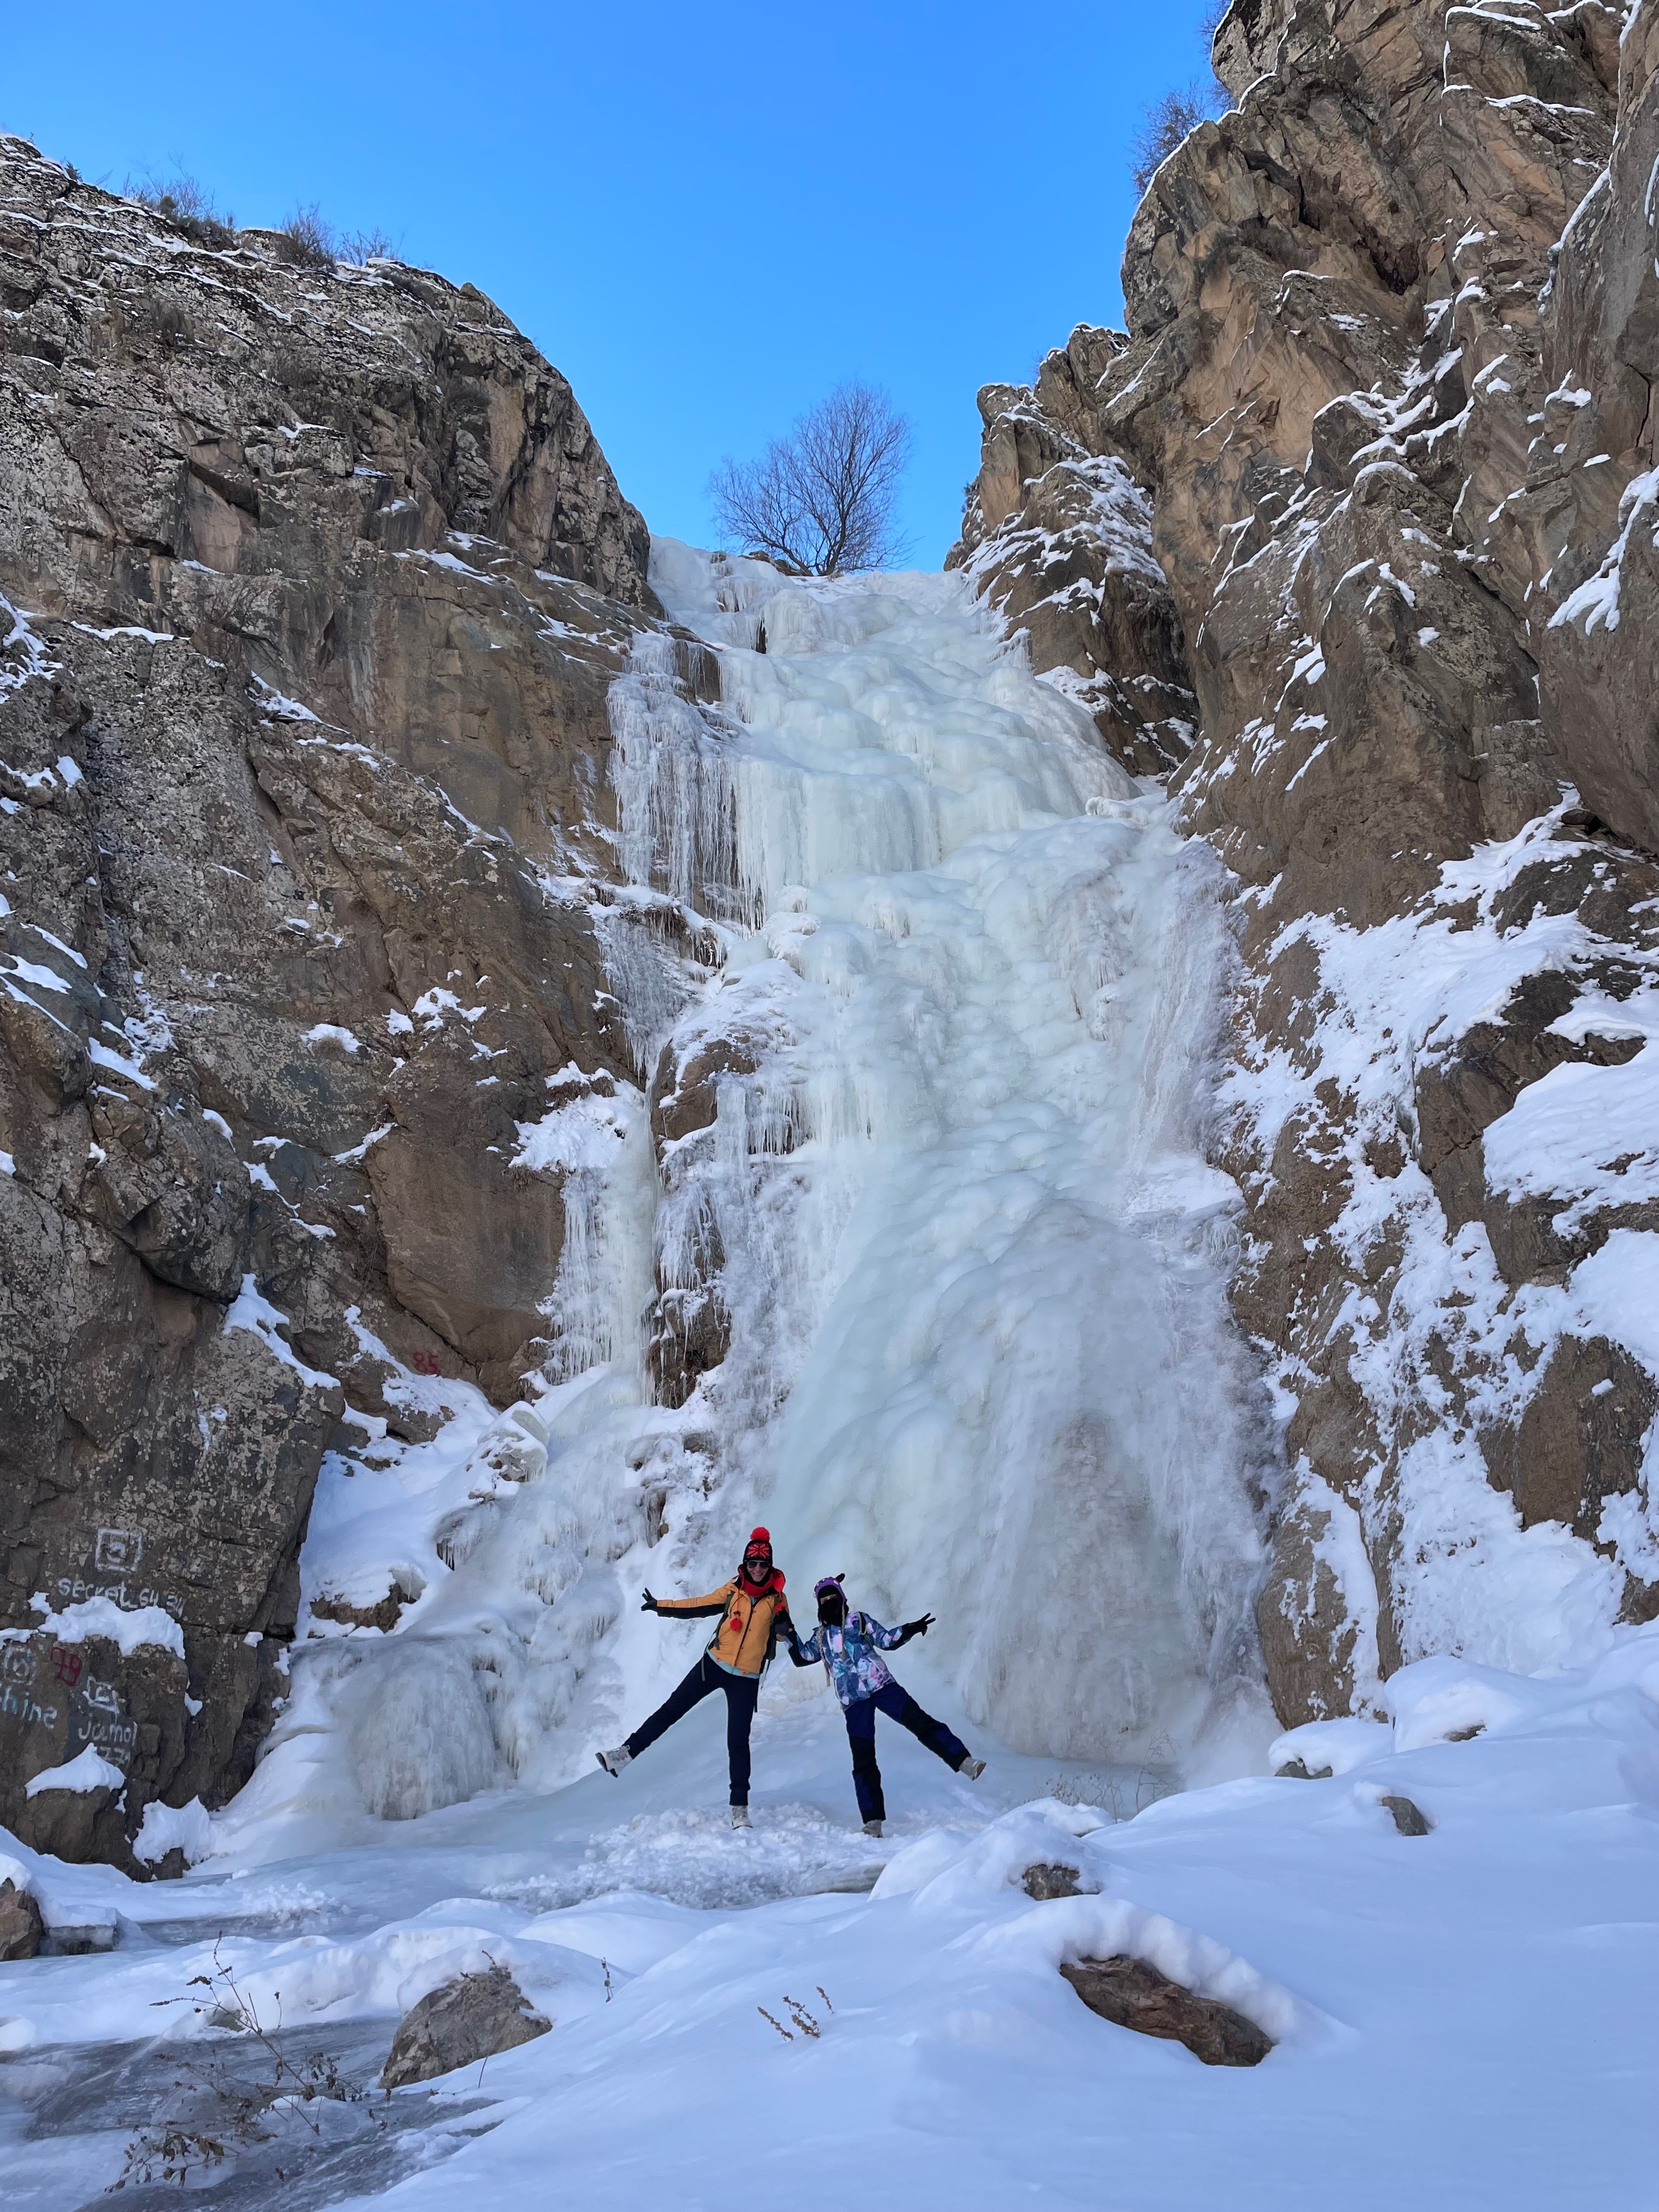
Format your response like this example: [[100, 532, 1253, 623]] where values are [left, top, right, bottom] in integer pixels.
[[640, 1589, 659, 1613], [902, 1613, 934, 1639]]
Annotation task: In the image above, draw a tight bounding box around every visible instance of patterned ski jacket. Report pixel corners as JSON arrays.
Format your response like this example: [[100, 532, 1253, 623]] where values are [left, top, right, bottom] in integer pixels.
[[654, 1571, 789, 1677], [788, 1612, 915, 1708]]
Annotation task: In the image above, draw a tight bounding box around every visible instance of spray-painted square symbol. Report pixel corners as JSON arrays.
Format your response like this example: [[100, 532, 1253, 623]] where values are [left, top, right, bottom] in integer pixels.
[[94, 1527, 143, 1572]]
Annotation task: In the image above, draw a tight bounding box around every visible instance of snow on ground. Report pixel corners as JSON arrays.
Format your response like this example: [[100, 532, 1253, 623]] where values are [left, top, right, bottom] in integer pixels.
[[2, 1630, 1655, 2208]]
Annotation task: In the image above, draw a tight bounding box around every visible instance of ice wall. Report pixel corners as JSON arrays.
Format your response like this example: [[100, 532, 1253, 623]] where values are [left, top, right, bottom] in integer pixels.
[[632, 545, 1271, 1770], [269, 543, 1274, 1833]]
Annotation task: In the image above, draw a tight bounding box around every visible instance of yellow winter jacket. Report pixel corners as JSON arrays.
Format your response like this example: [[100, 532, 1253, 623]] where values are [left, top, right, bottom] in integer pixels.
[[656, 1572, 789, 1677]]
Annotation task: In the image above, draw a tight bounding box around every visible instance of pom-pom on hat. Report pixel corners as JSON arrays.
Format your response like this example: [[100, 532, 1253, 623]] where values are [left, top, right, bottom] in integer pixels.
[[746, 1528, 771, 1548]]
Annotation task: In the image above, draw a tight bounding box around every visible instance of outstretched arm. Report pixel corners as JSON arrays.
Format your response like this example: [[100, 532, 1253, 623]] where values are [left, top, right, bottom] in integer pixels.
[[862, 1615, 909, 1651], [646, 1581, 735, 1620], [894, 1612, 935, 1646]]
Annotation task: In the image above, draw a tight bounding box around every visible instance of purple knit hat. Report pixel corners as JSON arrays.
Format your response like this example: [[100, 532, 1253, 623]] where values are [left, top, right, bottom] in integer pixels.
[[814, 1573, 845, 1600]]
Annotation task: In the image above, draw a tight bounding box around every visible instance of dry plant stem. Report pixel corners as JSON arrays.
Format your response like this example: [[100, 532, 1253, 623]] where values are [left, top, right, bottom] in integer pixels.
[[784, 1992, 828, 2038], [114, 1940, 378, 2189]]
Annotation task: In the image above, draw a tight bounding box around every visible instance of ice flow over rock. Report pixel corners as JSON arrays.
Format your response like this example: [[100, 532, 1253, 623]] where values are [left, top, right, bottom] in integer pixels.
[[273, 541, 1274, 1831]]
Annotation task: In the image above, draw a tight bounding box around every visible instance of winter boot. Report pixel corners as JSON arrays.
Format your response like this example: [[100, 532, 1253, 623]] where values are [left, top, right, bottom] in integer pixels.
[[862, 1818, 883, 1838], [731, 1805, 752, 1829], [596, 1745, 632, 1778], [960, 1758, 986, 1781]]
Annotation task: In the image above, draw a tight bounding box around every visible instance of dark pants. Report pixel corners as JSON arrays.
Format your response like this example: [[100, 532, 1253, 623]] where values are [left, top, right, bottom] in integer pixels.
[[626, 1654, 761, 1806], [845, 1679, 969, 1823]]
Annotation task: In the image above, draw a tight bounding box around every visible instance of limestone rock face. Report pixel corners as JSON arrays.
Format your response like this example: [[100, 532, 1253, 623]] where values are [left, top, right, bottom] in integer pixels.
[[950, 360, 1199, 776], [1532, 4, 1659, 850], [0, 137, 678, 1863], [955, 0, 1659, 1722]]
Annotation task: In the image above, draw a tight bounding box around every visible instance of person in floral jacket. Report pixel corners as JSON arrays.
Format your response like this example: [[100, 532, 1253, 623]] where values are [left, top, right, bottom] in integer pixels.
[[788, 1574, 984, 1836]]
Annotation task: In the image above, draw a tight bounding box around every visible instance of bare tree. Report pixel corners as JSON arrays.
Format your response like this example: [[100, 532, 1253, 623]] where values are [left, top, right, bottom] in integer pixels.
[[708, 382, 912, 575], [1131, 84, 1227, 194], [1130, 6, 1234, 196], [279, 204, 398, 269], [125, 170, 238, 250]]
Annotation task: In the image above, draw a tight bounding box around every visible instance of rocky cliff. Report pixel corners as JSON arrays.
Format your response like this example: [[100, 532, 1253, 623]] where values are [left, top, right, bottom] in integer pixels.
[[0, 138, 695, 1866], [954, 0, 1659, 1720]]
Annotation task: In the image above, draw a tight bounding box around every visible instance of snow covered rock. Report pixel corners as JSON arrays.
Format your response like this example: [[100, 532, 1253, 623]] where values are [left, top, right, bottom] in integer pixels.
[[1022, 1861, 1090, 1900], [949, 385, 1198, 775], [1060, 1954, 1275, 2067], [952, 0, 1659, 1724], [379, 1963, 551, 2089], [1271, 1716, 1392, 1779], [0, 1616, 191, 1866]]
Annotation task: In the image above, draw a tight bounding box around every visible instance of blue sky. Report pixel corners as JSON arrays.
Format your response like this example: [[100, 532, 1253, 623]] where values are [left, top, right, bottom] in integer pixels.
[[8, 2, 1217, 567]]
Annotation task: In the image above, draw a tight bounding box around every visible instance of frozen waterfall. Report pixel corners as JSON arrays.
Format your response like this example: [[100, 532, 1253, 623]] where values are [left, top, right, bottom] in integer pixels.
[[250, 541, 1273, 1843]]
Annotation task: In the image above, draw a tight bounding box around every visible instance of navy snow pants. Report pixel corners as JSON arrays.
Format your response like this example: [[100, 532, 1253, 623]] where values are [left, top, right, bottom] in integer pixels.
[[626, 1654, 760, 1806], [845, 1680, 969, 1823]]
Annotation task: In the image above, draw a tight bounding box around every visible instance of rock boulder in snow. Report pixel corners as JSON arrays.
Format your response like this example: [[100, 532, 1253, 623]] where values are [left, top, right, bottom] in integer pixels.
[[1060, 1954, 1273, 2067], [0, 1877, 44, 1960], [1380, 1795, 1432, 1837], [380, 1965, 551, 2088], [0, 1624, 188, 1864], [1022, 1861, 1087, 1900]]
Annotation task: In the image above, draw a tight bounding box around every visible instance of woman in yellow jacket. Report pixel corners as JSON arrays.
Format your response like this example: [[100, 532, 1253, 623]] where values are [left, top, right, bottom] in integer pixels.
[[596, 1527, 792, 1827]]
